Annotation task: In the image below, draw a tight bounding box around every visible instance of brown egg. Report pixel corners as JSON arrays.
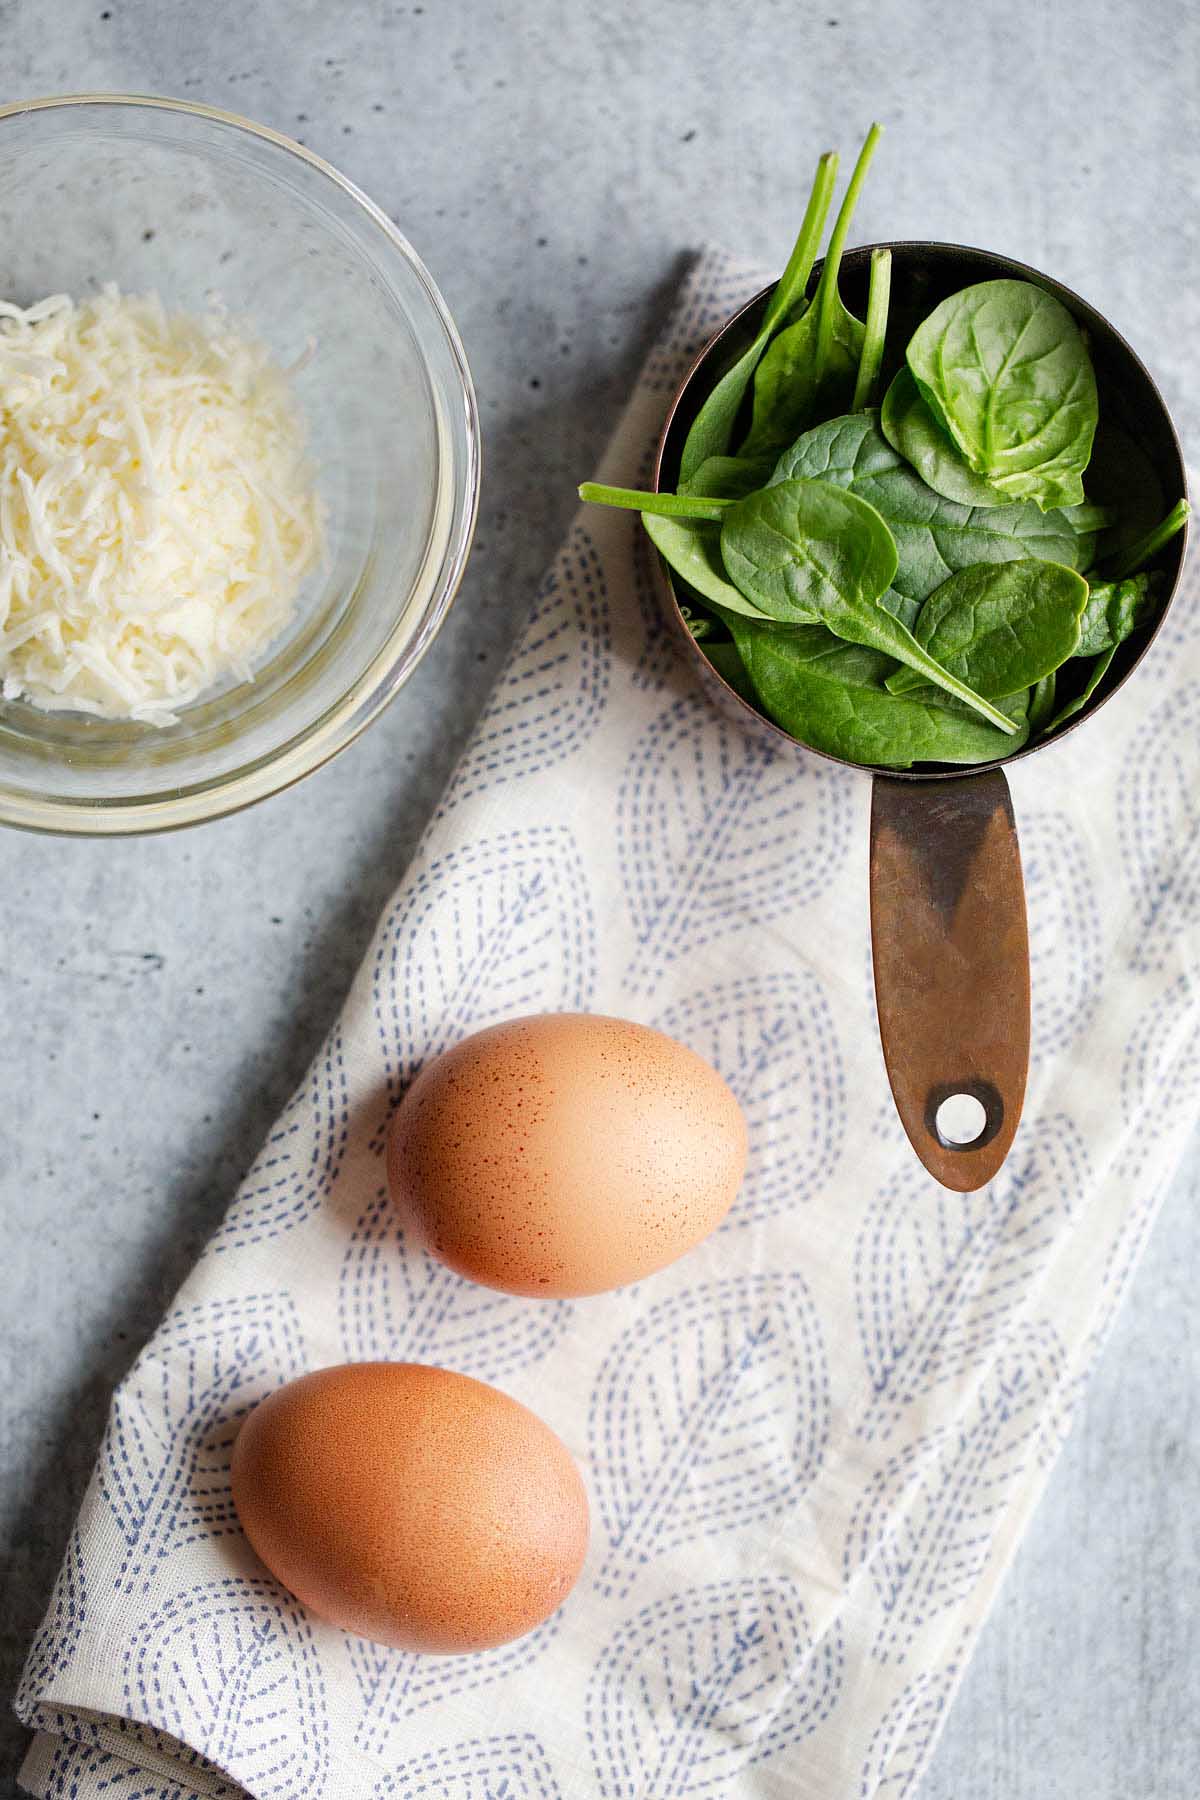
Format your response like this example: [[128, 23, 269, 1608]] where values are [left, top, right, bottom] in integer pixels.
[[231, 1362, 589, 1653], [387, 1011, 747, 1297]]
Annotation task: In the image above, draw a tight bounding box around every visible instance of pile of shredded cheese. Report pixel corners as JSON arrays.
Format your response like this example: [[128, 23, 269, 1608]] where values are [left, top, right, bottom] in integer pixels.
[[0, 286, 323, 724]]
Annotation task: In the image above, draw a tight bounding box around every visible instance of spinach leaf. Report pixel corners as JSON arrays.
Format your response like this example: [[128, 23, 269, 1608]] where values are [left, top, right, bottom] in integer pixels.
[[851, 247, 892, 411], [1107, 498, 1190, 580], [1056, 501, 1114, 572], [871, 681, 1031, 729], [880, 365, 1009, 507], [1075, 573, 1156, 656], [719, 478, 1017, 732], [885, 559, 1087, 698], [877, 589, 921, 632], [770, 410, 1090, 616], [906, 279, 1099, 511], [575, 480, 773, 619], [1042, 648, 1117, 734], [740, 124, 882, 457], [728, 615, 1026, 768], [882, 369, 1115, 546], [641, 513, 772, 618], [1059, 503, 1114, 534], [1027, 671, 1057, 734], [680, 452, 777, 499], [719, 478, 895, 623], [702, 637, 757, 704], [678, 151, 839, 485]]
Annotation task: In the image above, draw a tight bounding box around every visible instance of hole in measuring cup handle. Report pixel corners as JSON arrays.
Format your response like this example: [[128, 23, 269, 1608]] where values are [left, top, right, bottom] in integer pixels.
[[925, 1080, 1004, 1153]]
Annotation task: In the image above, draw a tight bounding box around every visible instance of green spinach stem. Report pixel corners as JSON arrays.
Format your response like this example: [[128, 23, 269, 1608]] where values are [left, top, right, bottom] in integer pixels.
[[1108, 497, 1191, 580], [763, 152, 839, 335], [852, 247, 892, 410], [578, 483, 730, 522], [814, 121, 883, 390]]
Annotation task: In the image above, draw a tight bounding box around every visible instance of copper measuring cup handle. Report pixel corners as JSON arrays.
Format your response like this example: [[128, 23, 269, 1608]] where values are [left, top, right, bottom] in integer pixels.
[[869, 769, 1030, 1190], [649, 246, 1186, 1192]]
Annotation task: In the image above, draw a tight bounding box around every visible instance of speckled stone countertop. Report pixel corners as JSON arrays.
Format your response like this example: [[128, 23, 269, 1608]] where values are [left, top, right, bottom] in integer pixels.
[[1, 3, 1197, 1795]]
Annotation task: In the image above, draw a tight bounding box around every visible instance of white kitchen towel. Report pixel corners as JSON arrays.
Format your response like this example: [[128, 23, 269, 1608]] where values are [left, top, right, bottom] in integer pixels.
[[14, 250, 1200, 1800]]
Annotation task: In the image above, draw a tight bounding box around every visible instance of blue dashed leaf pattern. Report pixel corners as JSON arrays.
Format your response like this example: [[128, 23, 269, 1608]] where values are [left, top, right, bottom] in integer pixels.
[[845, 1325, 1065, 1665], [15, 1529, 86, 1719], [590, 1274, 829, 1597], [619, 690, 855, 995], [1067, 974, 1200, 1364], [120, 1578, 328, 1797], [1121, 969, 1200, 1135], [98, 1293, 305, 1593], [654, 971, 845, 1225], [370, 1732, 562, 1799], [587, 1577, 843, 1797], [1022, 809, 1103, 1058], [631, 513, 687, 694], [1117, 682, 1200, 972], [347, 1620, 561, 1761], [31, 1738, 238, 1798], [203, 1026, 349, 1257], [438, 524, 612, 814], [858, 1659, 959, 1797], [371, 825, 595, 1126], [853, 1117, 1088, 1441], [338, 1183, 571, 1377]]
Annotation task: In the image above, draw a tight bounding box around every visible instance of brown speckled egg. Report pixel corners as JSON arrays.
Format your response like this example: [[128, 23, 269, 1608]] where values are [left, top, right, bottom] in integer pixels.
[[231, 1362, 589, 1653], [387, 1012, 747, 1297]]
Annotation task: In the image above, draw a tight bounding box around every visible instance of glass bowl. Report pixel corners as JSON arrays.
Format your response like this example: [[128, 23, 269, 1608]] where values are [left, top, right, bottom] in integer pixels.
[[0, 94, 480, 834]]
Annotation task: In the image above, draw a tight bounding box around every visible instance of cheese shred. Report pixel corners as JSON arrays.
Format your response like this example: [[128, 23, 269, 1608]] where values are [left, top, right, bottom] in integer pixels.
[[0, 286, 323, 724]]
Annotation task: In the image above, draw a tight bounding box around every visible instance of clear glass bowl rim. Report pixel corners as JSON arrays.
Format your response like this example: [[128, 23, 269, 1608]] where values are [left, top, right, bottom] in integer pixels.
[[0, 91, 481, 836]]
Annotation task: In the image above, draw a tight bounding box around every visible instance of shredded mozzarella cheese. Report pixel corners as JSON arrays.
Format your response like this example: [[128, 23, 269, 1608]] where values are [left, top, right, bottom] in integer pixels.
[[0, 286, 323, 724]]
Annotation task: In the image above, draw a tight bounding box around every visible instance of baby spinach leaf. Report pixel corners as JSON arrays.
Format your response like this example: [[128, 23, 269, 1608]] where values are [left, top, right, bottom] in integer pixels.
[[1059, 502, 1114, 534], [719, 478, 1017, 732], [1042, 647, 1118, 734], [1107, 498, 1190, 580], [770, 410, 1090, 616], [874, 681, 1031, 729], [882, 374, 1115, 562], [1055, 501, 1114, 572], [576, 480, 772, 618], [680, 452, 777, 499], [880, 365, 1009, 507], [728, 615, 1026, 768], [678, 151, 839, 485], [740, 124, 882, 458], [885, 559, 1086, 698], [1075, 573, 1156, 656], [719, 478, 895, 623], [1027, 671, 1057, 734], [641, 513, 772, 618], [701, 637, 757, 704], [878, 589, 921, 631], [906, 279, 1099, 511], [852, 247, 892, 410]]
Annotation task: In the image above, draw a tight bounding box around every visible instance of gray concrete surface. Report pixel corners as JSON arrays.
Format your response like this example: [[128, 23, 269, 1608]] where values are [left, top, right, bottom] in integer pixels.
[[1, 1, 1197, 1794]]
